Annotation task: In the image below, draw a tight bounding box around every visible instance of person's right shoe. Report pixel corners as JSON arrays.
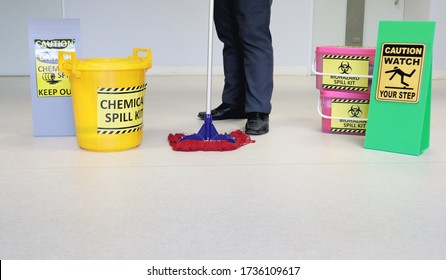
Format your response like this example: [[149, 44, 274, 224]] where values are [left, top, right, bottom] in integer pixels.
[[198, 103, 246, 120], [245, 112, 269, 135]]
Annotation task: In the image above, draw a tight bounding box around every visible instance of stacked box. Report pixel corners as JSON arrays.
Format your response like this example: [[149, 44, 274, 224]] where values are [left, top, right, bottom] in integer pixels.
[[320, 90, 369, 135], [314, 46, 375, 135]]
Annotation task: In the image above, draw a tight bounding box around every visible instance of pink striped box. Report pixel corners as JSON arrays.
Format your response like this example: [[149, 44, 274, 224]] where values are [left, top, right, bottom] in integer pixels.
[[315, 46, 375, 93]]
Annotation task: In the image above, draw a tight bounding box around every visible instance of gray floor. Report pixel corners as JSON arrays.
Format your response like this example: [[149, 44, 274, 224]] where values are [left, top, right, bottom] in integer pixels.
[[1, 75, 445, 260]]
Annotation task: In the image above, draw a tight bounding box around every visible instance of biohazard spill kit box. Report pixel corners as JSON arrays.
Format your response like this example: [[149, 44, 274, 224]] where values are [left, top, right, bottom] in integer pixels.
[[28, 19, 81, 136], [319, 89, 369, 135], [314, 46, 375, 135], [315, 46, 375, 93]]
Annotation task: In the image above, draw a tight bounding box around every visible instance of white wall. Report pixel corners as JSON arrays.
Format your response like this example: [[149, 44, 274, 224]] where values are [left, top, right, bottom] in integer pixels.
[[363, 0, 405, 46], [311, 0, 445, 78], [312, 0, 407, 49], [0, 0, 312, 76], [65, 0, 313, 75], [405, 0, 431, 20], [429, 0, 446, 76], [311, 0, 347, 53], [0, 0, 445, 76], [0, 0, 63, 75]]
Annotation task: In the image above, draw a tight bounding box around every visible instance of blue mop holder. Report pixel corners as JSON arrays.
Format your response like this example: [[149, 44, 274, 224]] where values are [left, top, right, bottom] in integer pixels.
[[179, 114, 236, 142]]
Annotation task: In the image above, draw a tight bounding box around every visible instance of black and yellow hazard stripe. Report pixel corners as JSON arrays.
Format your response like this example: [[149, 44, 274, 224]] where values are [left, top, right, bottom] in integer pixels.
[[97, 125, 143, 135], [331, 128, 366, 134], [323, 55, 370, 60], [98, 84, 147, 94], [323, 85, 369, 91], [332, 99, 369, 104]]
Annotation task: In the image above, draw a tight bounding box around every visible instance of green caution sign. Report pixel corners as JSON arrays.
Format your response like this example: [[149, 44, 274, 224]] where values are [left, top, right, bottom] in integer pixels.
[[364, 21, 435, 156]]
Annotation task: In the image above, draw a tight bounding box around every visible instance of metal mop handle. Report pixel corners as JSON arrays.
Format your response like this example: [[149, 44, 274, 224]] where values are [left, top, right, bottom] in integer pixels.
[[177, 0, 236, 144], [205, 0, 214, 115]]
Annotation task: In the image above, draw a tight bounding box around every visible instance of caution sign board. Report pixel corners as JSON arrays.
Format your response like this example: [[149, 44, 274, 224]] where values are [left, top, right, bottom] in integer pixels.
[[364, 21, 435, 156], [376, 43, 425, 103], [28, 19, 81, 136], [34, 39, 75, 98], [322, 55, 370, 91], [330, 99, 369, 134], [97, 84, 146, 134]]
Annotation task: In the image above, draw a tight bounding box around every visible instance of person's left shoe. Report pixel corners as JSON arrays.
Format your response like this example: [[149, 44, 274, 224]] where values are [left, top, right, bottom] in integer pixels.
[[245, 112, 269, 135], [197, 103, 246, 120]]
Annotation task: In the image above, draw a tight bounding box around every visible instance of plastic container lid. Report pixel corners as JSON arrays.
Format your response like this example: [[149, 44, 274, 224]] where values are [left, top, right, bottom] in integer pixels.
[[71, 57, 151, 71], [316, 46, 375, 56], [58, 49, 152, 74]]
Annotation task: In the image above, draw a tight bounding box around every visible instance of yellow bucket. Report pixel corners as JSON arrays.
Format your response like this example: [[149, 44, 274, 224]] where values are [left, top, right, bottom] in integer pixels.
[[58, 48, 152, 152]]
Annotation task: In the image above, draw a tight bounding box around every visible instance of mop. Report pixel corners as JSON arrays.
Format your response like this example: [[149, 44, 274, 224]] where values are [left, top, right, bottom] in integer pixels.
[[168, 0, 254, 151]]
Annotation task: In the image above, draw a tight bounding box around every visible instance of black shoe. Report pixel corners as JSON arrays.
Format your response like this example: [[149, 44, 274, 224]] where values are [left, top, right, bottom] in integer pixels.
[[198, 103, 246, 120], [245, 112, 269, 135]]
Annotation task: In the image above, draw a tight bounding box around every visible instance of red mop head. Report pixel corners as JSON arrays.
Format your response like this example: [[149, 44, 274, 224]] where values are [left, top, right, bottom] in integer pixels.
[[168, 130, 255, 152]]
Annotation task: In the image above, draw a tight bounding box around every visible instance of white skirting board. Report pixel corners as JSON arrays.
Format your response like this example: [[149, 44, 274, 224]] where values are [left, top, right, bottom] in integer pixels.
[[1, 68, 445, 78], [146, 67, 446, 78], [148, 66, 309, 76]]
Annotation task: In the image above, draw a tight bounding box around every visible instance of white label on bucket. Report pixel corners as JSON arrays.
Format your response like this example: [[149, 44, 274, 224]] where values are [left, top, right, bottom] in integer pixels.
[[331, 99, 369, 134], [97, 84, 146, 134]]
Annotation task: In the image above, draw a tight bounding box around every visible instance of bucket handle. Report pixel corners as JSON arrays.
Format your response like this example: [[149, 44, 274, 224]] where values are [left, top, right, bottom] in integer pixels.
[[58, 51, 80, 77], [130, 48, 152, 69], [311, 57, 373, 79], [317, 97, 368, 121]]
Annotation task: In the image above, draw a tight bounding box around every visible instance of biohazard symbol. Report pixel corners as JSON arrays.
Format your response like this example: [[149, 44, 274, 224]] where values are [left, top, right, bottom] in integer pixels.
[[385, 67, 416, 88], [42, 73, 61, 85], [338, 61, 352, 74], [348, 105, 363, 118]]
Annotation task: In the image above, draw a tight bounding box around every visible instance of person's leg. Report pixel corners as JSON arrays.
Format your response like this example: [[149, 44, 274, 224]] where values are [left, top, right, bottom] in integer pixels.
[[234, 0, 274, 114], [214, 0, 246, 107]]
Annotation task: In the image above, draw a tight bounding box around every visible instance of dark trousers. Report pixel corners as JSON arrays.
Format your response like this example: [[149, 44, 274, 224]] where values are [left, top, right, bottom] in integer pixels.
[[214, 0, 274, 114]]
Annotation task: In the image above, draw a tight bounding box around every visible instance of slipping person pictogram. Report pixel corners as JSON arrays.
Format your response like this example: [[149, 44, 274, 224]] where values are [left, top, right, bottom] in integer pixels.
[[385, 67, 416, 87]]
